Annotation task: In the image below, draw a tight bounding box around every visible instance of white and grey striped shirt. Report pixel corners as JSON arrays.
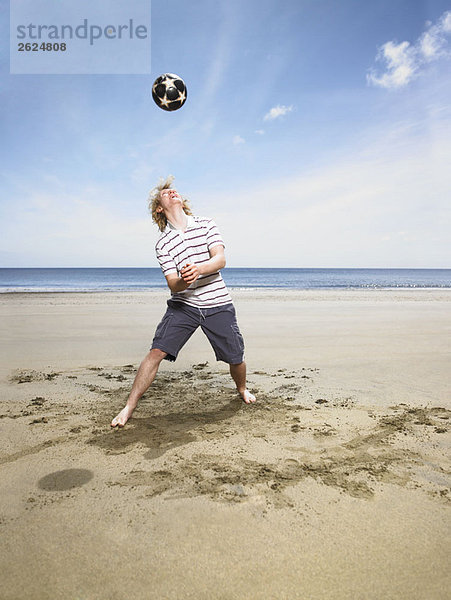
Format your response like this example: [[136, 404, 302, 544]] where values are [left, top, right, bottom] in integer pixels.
[[155, 215, 232, 308]]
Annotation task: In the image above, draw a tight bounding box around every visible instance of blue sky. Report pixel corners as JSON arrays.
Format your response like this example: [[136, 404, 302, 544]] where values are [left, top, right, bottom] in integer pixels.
[[1, 0, 450, 267]]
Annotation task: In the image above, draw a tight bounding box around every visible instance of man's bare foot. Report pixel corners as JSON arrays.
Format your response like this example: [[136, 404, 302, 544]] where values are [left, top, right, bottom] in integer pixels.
[[111, 405, 134, 427], [240, 389, 256, 404]]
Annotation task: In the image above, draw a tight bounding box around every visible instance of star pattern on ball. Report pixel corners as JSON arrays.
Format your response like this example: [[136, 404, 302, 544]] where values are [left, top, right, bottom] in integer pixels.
[[152, 73, 187, 111], [159, 96, 171, 109]]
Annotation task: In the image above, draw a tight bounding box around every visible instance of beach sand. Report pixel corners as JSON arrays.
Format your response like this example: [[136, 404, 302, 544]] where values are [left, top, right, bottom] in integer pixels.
[[0, 289, 450, 599]]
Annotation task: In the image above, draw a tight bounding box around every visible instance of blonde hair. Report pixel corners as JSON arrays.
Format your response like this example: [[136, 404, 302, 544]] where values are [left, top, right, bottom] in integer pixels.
[[148, 175, 192, 232]]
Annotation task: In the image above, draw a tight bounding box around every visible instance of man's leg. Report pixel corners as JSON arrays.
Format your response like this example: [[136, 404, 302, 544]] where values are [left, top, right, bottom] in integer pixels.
[[199, 304, 256, 405], [111, 348, 167, 427], [229, 361, 256, 404]]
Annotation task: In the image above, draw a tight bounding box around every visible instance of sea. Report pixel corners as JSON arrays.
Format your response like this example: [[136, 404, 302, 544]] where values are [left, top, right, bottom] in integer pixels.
[[0, 268, 450, 292]]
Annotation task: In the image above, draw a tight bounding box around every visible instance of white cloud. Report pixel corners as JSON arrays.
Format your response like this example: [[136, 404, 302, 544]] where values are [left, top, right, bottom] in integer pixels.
[[2, 112, 449, 268], [263, 105, 293, 121], [233, 135, 245, 145], [196, 3, 238, 113], [444, 12, 451, 33], [196, 117, 451, 268], [367, 41, 417, 88], [255, 129, 265, 135], [0, 184, 156, 267], [130, 161, 155, 185], [368, 10, 451, 88], [420, 10, 451, 60]]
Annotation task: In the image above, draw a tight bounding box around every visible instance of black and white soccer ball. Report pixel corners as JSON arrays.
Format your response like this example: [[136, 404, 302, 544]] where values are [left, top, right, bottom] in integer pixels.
[[152, 73, 187, 112]]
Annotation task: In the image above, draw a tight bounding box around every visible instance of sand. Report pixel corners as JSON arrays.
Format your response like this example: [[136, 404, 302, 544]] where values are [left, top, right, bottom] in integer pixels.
[[0, 289, 450, 599]]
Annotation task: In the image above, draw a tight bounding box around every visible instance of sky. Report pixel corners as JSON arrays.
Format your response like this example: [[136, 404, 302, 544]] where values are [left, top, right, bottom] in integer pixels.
[[1, 0, 450, 268]]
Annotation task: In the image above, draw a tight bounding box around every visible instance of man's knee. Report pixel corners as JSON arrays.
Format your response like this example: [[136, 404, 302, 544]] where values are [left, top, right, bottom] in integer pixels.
[[146, 348, 167, 364], [229, 360, 245, 368]]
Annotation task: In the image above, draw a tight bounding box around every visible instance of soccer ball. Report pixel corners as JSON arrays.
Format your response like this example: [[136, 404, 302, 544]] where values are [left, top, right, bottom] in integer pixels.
[[152, 73, 187, 112]]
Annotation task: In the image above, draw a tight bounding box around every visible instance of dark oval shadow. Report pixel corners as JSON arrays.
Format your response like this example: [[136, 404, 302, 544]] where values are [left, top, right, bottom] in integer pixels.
[[38, 468, 94, 491]]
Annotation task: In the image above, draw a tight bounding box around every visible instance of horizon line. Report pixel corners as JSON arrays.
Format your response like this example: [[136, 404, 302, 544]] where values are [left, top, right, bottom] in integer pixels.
[[1, 266, 450, 270]]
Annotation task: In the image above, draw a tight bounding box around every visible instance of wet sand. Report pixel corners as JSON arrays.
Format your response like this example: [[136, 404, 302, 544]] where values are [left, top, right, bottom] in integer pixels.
[[0, 289, 450, 599]]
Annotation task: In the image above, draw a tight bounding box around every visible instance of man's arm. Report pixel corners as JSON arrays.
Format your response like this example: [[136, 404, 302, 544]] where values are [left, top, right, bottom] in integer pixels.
[[165, 245, 226, 292]]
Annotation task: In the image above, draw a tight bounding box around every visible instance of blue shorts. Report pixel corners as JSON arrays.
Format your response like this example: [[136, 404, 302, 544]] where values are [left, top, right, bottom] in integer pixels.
[[151, 300, 245, 364]]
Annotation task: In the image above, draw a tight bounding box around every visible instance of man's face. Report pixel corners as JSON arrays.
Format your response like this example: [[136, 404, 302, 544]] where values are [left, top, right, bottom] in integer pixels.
[[158, 188, 182, 212]]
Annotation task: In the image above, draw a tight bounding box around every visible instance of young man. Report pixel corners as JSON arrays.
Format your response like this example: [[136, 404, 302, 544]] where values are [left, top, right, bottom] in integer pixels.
[[111, 176, 256, 427]]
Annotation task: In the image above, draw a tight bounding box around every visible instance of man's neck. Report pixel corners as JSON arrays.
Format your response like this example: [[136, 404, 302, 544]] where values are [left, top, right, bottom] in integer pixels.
[[166, 206, 188, 232]]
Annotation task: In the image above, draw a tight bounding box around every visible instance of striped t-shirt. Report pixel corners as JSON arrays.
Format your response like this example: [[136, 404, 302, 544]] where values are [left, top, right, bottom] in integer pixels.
[[155, 215, 232, 308]]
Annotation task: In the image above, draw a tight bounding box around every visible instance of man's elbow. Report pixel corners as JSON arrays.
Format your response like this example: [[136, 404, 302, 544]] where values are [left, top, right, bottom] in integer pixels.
[[166, 275, 179, 293]]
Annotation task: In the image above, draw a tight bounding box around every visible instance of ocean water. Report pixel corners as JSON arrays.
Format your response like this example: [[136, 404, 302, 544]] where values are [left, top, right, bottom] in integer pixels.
[[0, 268, 450, 292]]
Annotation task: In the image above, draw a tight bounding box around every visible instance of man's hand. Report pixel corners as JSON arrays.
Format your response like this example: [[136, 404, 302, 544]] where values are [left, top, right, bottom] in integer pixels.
[[181, 263, 200, 285]]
